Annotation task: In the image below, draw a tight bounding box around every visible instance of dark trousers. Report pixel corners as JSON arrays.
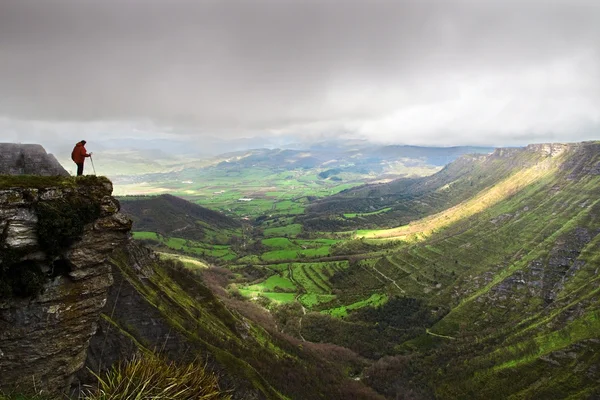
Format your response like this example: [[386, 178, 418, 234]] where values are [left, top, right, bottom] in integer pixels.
[[76, 163, 84, 176]]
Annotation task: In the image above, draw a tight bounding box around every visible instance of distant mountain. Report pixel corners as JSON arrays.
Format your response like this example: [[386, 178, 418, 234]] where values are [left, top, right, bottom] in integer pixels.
[[209, 144, 493, 172], [301, 147, 521, 231], [120, 194, 241, 242], [57, 141, 493, 180], [367, 144, 495, 166]]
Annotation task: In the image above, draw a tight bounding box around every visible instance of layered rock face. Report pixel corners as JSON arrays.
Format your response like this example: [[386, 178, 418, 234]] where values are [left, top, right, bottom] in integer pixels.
[[0, 143, 68, 176], [0, 177, 131, 396]]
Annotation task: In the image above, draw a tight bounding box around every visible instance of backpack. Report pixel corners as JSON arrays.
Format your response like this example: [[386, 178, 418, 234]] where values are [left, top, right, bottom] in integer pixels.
[[71, 143, 79, 162]]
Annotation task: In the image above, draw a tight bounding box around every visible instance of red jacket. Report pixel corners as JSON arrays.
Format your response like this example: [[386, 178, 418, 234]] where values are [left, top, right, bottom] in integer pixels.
[[71, 142, 90, 164]]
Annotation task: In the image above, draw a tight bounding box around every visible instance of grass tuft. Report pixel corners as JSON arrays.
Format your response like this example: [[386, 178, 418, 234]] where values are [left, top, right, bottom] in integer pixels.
[[83, 354, 231, 400]]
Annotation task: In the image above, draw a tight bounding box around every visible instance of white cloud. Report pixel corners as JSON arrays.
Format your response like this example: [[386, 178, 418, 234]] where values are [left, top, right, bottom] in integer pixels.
[[0, 0, 598, 148]]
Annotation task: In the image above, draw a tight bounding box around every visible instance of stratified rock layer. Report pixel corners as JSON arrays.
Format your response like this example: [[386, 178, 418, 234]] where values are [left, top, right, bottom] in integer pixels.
[[0, 179, 131, 396]]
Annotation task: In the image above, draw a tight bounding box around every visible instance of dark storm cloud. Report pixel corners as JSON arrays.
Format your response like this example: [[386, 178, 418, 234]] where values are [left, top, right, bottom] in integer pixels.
[[0, 0, 599, 146]]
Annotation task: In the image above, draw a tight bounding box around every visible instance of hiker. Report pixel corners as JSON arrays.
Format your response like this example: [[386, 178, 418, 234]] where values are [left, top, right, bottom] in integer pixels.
[[71, 140, 92, 176]]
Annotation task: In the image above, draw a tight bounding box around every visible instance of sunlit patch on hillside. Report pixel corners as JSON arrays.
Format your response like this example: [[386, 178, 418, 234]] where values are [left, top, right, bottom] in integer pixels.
[[357, 161, 557, 240]]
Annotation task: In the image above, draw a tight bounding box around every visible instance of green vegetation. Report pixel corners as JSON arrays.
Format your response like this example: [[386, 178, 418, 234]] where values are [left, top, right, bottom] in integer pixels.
[[117, 143, 600, 399], [116, 165, 352, 219], [259, 238, 338, 261], [0, 176, 105, 299], [113, 146, 446, 221], [132, 232, 238, 262], [0, 175, 111, 189], [262, 237, 296, 249], [343, 207, 391, 218], [106, 243, 378, 399], [121, 194, 241, 243], [0, 256, 45, 299], [299, 293, 337, 308], [263, 223, 302, 237], [247, 274, 296, 291], [36, 194, 102, 257], [322, 293, 388, 318], [237, 273, 298, 303], [238, 289, 296, 304], [84, 354, 229, 400]]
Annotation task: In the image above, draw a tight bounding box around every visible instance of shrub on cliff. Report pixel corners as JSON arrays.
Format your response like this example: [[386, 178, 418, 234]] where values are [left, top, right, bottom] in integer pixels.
[[0, 258, 45, 298], [36, 195, 101, 258]]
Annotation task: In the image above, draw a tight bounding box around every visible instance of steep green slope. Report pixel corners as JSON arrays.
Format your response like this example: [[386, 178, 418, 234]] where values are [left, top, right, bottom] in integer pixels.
[[79, 240, 382, 400], [327, 142, 600, 398], [301, 147, 547, 231], [120, 193, 242, 243]]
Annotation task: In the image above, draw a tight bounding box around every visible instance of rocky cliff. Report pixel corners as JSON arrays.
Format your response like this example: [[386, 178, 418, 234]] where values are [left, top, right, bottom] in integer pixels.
[[0, 143, 68, 176], [0, 175, 131, 396]]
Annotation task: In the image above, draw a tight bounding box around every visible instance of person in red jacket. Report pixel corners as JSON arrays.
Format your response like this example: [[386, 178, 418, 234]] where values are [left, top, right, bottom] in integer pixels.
[[71, 140, 92, 176]]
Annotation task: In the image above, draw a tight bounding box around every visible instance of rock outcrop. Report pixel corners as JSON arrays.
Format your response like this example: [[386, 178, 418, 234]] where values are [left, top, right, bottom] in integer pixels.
[[0, 176, 131, 396], [0, 143, 68, 176]]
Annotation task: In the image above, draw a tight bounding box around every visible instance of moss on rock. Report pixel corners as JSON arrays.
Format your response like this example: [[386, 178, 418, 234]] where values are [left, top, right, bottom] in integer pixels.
[[35, 196, 101, 258], [0, 175, 111, 190], [0, 176, 108, 299]]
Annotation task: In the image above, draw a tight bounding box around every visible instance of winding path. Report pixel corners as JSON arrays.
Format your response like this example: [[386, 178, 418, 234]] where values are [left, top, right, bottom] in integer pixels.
[[425, 328, 456, 340]]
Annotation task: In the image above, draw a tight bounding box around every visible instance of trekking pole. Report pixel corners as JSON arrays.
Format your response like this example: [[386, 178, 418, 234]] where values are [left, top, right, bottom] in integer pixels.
[[90, 155, 97, 175]]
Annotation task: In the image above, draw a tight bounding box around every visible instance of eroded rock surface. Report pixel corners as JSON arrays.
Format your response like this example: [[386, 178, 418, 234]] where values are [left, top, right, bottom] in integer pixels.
[[0, 179, 131, 396]]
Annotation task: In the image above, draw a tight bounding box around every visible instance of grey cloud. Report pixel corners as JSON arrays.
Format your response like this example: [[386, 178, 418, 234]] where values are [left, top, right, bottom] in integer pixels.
[[0, 0, 599, 146]]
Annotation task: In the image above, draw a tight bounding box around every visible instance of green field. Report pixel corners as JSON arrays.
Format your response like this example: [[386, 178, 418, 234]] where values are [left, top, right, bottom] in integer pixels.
[[258, 237, 339, 262], [262, 237, 297, 249], [263, 224, 302, 237], [114, 164, 396, 219], [231, 260, 352, 310], [299, 293, 337, 308], [321, 293, 388, 318], [247, 274, 297, 291], [238, 289, 296, 304], [132, 231, 238, 261]]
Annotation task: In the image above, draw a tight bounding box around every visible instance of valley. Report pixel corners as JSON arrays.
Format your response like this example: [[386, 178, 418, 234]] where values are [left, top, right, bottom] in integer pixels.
[[109, 145, 493, 219], [118, 141, 600, 399]]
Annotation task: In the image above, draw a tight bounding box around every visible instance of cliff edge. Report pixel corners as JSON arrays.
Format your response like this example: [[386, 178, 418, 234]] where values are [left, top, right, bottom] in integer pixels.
[[0, 173, 131, 396]]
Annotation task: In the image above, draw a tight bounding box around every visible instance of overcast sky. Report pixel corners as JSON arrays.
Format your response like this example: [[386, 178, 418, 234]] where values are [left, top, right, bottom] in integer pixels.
[[1, 0, 599, 151]]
